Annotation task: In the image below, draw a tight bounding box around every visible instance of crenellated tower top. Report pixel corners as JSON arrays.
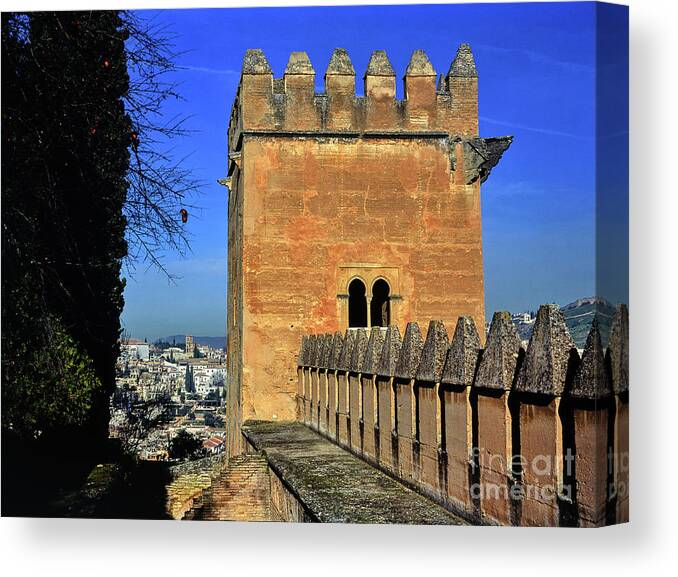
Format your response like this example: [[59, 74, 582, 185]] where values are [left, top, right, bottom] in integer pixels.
[[226, 43, 512, 188]]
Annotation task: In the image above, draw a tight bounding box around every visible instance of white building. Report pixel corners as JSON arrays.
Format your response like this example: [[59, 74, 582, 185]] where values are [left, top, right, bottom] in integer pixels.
[[121, 340, 150, 360], [162, 347, 187, 361]]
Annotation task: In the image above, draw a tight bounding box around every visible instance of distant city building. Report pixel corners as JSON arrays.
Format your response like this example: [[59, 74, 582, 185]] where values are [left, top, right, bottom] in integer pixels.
[[203, 435, 225, 455], [197, 344, 209, 358], [512, 312, 535, 324], [162, 346, 187, 361], [112, 333, 228, 462], [121, 339, 150, 360]]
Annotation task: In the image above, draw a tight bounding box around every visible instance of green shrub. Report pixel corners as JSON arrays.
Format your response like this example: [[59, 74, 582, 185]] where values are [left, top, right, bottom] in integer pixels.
[[2, 316, 103, 441]]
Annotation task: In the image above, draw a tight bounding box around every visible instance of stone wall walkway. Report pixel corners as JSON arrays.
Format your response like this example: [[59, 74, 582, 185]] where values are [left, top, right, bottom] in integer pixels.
[[242, 420, 467, 525]]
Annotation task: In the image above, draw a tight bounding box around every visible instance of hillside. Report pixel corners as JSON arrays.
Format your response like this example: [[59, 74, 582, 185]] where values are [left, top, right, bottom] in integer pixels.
[[561, 297, 616, 348], [512, 297, 617, 349]]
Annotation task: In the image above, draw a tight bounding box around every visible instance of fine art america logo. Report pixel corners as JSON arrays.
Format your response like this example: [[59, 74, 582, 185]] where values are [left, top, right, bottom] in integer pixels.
[[470, 448, 629, 501]]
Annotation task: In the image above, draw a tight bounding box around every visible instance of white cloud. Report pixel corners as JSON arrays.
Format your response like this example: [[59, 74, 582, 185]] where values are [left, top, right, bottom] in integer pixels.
[[480, 116, 591, 141], [180, 65, 238, 75]]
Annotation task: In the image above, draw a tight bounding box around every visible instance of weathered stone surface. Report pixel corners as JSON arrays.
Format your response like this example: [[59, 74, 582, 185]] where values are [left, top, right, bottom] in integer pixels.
[[394, 322, 424, 380], [515, 304, 576, 396], [242, 420, 465, 525], [441, 316, 482, 387], [285, 51, 314, 75], [321, 333, 334, 367], [337, 329, 356, 372], [448, 43, 477, 78], [365, 50, 395, 76], [416, 320, 449, 383], [317, 334, 327, 366], [570, 318, 611, 400], [297, 335, 308, 366], [462, 136, 514, 184], [405, 49, 436, 76], [243, 48, 272, 75], [348, 328, 369, 373], [362, 327, 385, 376], [376, 326, 402, 378], [607, 304, 629, 394], [475, 312, 522, 391], [272, 77, 284, 95], [316, 334, 326, 368], [328, 331, 344, 370], [313, 334, 327, 369], [307, 334, 319, 367], [326, 47, 355, 76]]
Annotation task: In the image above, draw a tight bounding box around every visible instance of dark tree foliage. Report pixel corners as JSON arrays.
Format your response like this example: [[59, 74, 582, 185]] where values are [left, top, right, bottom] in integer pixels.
[[168, 429, 205, 462], [111, 390, 173, 457], [152, 339, 174, 351], [2, 11, 130, 450], [2, 10, 197, 456], [184, 364, 195, 393], [120, 12, 197, 275], [203, 407, 224, 427]]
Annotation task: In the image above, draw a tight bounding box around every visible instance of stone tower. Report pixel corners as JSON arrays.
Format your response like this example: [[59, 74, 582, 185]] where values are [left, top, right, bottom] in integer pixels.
[[185, 334, 194, 358], [224, 44, 512, 455]]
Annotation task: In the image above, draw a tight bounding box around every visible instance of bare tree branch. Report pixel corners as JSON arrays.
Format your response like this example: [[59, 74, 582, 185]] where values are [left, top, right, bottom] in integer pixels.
[[120, 11, 202, 279]]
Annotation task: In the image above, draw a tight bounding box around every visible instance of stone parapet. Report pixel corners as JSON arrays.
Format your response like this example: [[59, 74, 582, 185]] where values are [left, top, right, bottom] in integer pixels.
[[295, 304, 629, 526]]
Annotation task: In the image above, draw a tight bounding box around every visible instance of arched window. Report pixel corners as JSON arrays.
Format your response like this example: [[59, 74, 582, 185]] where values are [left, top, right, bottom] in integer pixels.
[[348, 278, 367, 328], [370, 279, 390, 327]]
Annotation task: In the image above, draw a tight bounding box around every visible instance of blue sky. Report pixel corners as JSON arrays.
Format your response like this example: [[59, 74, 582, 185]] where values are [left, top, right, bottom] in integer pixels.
[[120, 2, 628, 341]]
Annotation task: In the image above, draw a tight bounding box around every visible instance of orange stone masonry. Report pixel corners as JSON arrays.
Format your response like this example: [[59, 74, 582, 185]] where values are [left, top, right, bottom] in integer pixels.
[[225, 43, 513, 456]]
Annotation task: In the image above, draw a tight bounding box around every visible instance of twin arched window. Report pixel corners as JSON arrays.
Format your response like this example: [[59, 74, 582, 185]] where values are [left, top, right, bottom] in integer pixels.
[[348, 278, 390, 328]]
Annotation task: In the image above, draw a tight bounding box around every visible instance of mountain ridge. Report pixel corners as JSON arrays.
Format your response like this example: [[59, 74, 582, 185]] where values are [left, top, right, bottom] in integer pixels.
[[512, 296, 618, 348], [159, 335, 226, 350]]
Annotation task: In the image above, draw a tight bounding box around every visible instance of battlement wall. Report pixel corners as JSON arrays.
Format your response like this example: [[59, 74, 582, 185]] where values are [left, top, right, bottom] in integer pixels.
[[228, 44, 486, 154], [296, 304, 629, 527]]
